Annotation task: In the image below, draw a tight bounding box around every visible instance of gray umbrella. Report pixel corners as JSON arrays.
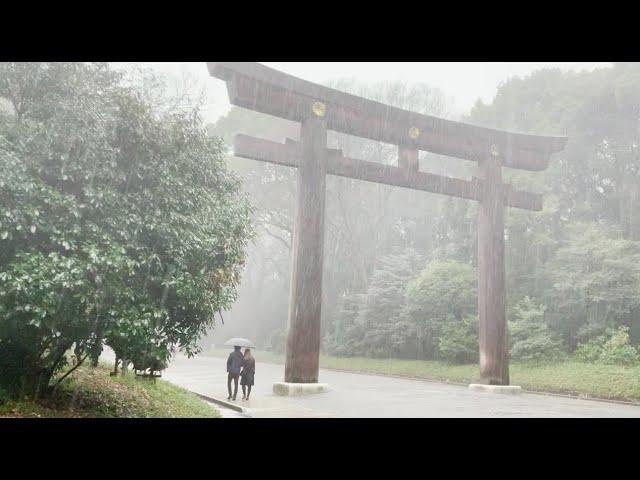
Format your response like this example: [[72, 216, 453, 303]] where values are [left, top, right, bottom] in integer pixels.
[[224, 337, 256, 349]]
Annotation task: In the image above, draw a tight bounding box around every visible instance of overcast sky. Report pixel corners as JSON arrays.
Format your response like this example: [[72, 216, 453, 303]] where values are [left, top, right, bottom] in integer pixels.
[[119, 62, 611, 124]]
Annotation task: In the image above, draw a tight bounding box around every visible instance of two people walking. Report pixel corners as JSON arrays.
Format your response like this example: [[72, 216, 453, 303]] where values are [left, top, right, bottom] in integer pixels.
[[226, 346, 255, 401]]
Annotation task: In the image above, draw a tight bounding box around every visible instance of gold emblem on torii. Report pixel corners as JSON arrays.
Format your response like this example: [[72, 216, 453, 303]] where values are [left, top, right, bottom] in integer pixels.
[[312, 102, 326, 117]]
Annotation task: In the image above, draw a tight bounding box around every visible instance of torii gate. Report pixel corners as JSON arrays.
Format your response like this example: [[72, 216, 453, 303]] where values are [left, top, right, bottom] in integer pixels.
[[208, 62, 567, 387]]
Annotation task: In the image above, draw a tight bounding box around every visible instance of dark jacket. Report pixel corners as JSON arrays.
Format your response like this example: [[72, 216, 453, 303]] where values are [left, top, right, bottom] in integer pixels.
[[240, 356, 255, 386], [227, 350, 244, 375], [241, 356, 255, 375]]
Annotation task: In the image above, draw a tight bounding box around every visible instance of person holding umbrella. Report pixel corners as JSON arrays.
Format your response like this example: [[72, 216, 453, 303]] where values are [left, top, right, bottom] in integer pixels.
[[224, 338, 256, 401], [226, 346, 244, 401]]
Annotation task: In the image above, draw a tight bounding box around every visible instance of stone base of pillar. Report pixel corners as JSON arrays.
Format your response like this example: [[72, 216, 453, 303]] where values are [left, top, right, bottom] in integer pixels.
[[468, 384, 522, 395], [273, 382, 330, 396]]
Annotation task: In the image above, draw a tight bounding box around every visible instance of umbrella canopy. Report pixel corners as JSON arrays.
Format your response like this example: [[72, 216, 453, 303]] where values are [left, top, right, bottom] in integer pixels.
[[224, 337, 256, 349]]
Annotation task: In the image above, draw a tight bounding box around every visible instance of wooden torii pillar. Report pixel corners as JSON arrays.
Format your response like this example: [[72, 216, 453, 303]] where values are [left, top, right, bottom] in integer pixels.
[[208, 62, 567, 387]]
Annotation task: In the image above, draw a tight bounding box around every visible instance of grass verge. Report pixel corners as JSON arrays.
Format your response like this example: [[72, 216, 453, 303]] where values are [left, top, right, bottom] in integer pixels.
[[205, 348, 640, 403], [0, 365, 220, 418]]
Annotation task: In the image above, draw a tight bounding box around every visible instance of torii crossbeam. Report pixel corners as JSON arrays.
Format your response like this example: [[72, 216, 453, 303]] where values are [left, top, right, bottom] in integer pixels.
[[208, 62, 567, 386]]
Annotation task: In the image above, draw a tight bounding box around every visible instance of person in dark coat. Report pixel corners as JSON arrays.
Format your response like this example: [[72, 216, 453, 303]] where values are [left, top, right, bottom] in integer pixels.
[[240, 348, 255, 400], [226, 346, 244, 400]]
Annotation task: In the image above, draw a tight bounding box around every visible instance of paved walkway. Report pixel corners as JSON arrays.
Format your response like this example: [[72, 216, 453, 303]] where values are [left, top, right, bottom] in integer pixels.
[[162, 354, 640, 418]]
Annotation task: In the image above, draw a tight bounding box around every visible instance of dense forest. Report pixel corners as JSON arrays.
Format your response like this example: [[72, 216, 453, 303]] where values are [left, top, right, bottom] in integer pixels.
[[208, 63, 640, 367]]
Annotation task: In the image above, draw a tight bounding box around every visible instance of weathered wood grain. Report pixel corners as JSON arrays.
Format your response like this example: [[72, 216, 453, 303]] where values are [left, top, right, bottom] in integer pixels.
[[477, 155, 509, 385], [284, 117, 327, 383]]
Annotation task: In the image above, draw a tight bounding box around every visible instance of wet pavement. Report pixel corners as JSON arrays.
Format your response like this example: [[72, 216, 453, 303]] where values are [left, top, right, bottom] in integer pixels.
[[161, 354, 640, 418]]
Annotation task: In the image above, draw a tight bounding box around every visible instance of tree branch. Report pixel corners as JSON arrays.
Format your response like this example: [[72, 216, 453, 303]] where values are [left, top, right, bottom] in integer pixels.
[[262, 224, 291, 250], [46, 342, 72, 380], [52, 353, 89, 392]]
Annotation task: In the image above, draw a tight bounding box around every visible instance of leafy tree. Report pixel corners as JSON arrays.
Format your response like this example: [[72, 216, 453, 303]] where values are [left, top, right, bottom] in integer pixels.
[[358, 250, 425, 358], [546, 222, 640, 348], [0, 63, 253, 398], [327, 250, 424, 358], [402, 259, 476, 359], [438, 315, 479, 364], [323, 293, 366, 356], [508, 297, 565, 363]]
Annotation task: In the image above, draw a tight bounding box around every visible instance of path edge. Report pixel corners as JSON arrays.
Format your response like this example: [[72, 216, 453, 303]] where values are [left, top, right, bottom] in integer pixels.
[[193, 392, 248, 413]]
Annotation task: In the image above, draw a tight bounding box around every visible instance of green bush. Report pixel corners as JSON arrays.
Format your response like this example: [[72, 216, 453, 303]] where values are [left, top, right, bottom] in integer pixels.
[[510, 334, 567, 363], [574, 327, 640, 366], [403, 259, 477, 359], [576, 322, 610, 347], [438, 315, 478, 364], [598, 327, 640, 366], [573, 338, 604, 363], [509, 297, 566, 363], [0, 386, 10, 406]]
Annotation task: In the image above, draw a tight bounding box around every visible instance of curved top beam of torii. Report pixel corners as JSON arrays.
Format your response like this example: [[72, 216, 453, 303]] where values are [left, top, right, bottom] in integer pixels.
[[208, 62, 568, 172]]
